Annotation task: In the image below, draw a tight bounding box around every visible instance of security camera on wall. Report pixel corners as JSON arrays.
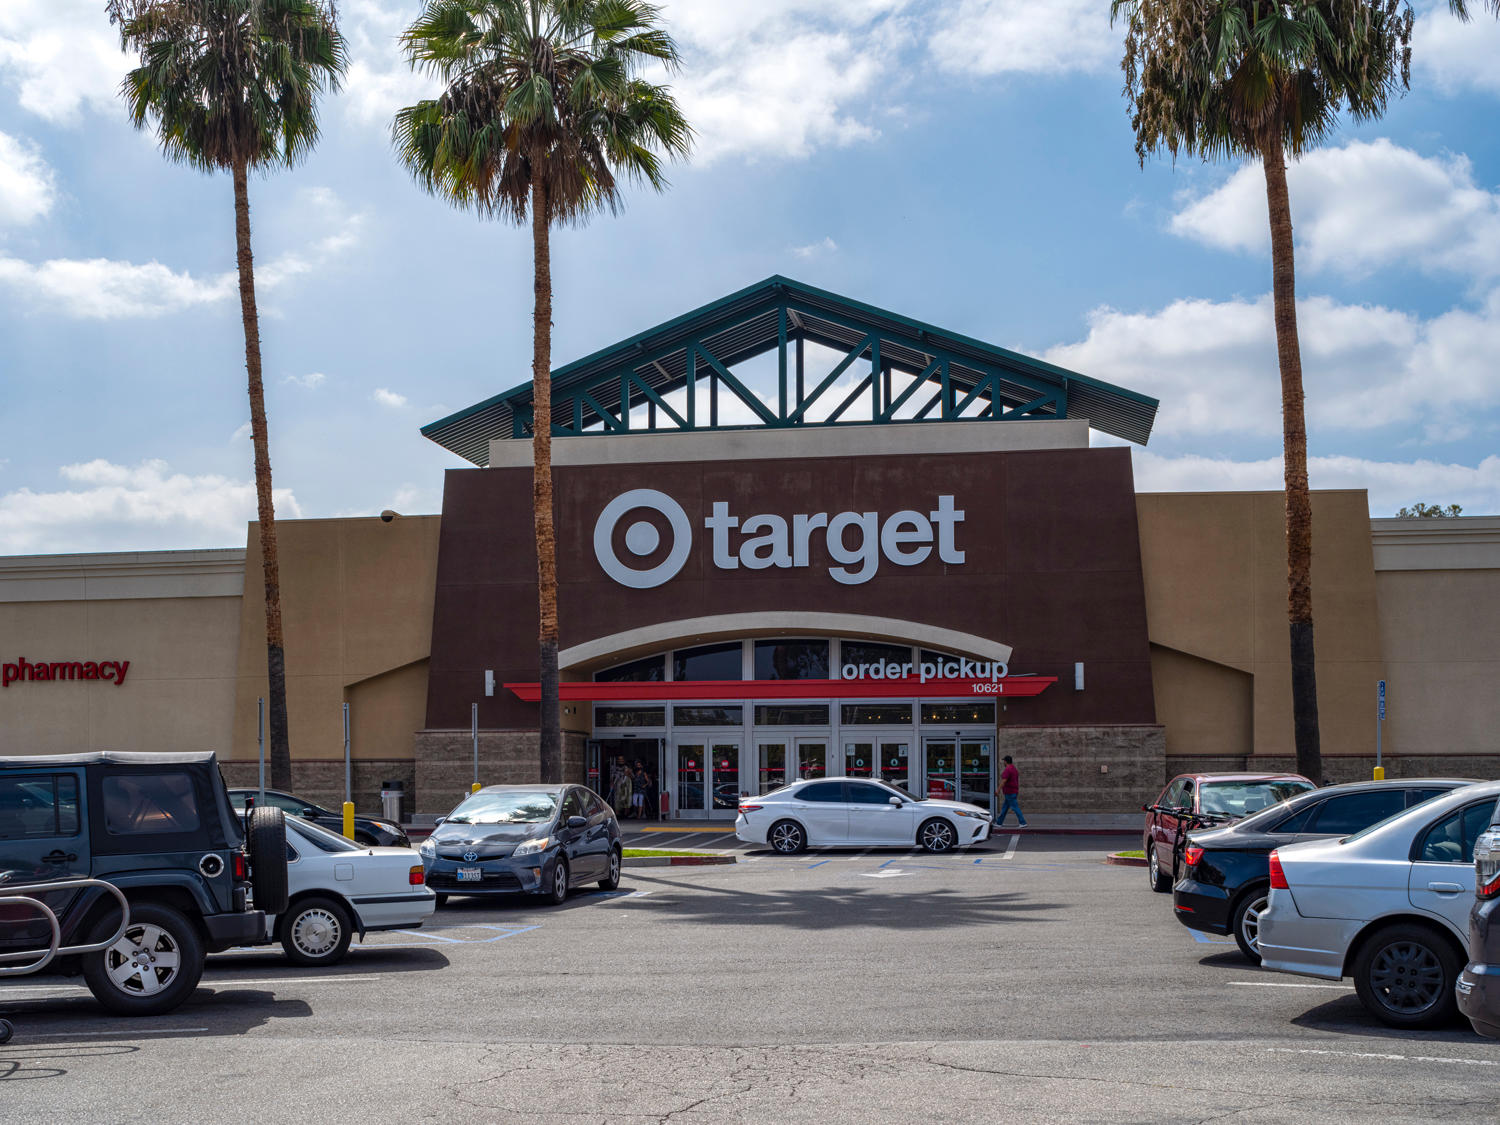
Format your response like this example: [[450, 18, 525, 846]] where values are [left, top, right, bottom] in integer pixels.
[[380, 509, 398, 523]]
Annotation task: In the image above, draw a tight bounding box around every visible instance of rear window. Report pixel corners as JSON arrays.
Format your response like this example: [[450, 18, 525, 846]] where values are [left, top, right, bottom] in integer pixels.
[[103, 772, 200, 835], [1199, 780, 1314, 817], [0, 775, 80, 839]]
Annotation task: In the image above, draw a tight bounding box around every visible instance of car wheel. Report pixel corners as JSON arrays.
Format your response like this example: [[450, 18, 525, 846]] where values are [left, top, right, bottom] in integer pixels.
[[0, 1018, 12, 1045], [918, 818, 957, 853], [246, 806, 289, 915], [769, 820, 806, 854], [1352, 923, 1462, 1029], [541, 858, 569, 905], [598, 847, 622, 891], [82, 902, 205, 1017], [1231, 887, 1269, 963], [1147, 839, 1170, 893], [280, 896, 354, 966], [433, 893, 449, 907]]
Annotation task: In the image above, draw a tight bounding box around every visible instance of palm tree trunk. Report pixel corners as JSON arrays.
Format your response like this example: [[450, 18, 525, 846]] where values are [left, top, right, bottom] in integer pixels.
[[1261, 136, 1321, 783], [232, 156, 293, 790], [531, 174, 561, 785]]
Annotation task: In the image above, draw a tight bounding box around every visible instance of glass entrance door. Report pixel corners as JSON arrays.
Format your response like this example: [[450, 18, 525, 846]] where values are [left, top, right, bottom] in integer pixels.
[[921, 737, 992, 810], [795, 739, 828, 782], [880, 740, 911, 795], [839, 737, 911, 793], [756, 741, 788, 794], [840, 740, 875, 780], [674, 739, 742, 819]]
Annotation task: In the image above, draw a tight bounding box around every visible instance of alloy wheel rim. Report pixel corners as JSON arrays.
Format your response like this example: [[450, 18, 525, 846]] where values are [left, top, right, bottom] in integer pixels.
[[555, 865, 567, 897], [292, 908, 341, 957], [1369, 941, 1444, 1012], [1149, 849, 1158, 882], [104, 923, 181, 996], [1240, 896, 1267, 953], [772, 825, 800, 853], [923, 822, 954, 850], [610, 852, 620, 881]]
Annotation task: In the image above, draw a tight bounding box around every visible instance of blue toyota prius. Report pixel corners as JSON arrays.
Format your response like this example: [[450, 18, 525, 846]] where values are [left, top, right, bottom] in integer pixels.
[[419, 784, 622, 905]]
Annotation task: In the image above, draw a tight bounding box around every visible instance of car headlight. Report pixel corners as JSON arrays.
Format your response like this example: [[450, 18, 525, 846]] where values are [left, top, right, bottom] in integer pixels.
[[418, 838, 436, 858], [513, 836, 551, 856], [953, 809, 987, 819]]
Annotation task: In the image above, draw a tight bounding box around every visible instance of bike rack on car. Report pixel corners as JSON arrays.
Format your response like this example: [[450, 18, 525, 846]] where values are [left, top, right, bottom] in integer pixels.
[[0, 878, 131, 1045]]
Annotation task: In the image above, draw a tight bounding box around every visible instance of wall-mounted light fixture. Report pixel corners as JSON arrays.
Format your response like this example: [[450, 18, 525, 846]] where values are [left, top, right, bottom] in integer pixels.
[[484, 670, 495, 697], [1074, 662, 1085, 691]]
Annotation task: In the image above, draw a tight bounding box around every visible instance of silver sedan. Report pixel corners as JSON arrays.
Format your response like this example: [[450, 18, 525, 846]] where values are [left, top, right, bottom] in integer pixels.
[[1258, 778, 1500, 1028], [735, 777, 993, 853]]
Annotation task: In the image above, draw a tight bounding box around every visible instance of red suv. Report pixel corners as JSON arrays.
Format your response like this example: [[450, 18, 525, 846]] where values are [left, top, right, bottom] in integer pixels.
[[1143, 772, 1314, 892]]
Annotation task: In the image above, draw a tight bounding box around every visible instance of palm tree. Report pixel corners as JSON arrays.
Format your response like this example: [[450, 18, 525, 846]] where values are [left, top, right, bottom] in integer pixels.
[[109, 0, 346, 789], [1110, 0, 1415, 781], [393, 0, 690, 784]]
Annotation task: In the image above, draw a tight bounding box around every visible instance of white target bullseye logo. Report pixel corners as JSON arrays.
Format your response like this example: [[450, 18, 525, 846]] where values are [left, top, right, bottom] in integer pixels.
[[593, 488, 692, 589]]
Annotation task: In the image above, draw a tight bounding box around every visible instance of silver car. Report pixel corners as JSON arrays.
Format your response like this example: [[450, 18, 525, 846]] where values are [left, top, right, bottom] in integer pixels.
[[1258, 779, 1499, 1028], [734, 777, 993, 853]]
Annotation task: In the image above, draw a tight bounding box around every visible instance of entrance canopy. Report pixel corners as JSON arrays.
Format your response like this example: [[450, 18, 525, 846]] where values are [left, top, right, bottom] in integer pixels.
[[422, 276, 1158, 465], [506, 676, 1056, 702]]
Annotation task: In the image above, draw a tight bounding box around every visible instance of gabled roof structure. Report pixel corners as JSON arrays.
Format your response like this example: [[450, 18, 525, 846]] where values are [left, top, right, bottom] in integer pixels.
[[421, 276, 1158, 466]]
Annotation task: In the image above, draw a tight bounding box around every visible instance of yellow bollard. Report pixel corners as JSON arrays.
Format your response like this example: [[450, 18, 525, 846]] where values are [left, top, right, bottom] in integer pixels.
[[471, 782, 482, 794], [1373, 766, 1385, 781], [342, 801, 356, 840]]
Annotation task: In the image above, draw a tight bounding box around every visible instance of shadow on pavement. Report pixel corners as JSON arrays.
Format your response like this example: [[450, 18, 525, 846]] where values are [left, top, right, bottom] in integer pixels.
[[1290, 995, 1485, 1044], [1, 1042, 137, 1084], [206, 946, 452, 974]]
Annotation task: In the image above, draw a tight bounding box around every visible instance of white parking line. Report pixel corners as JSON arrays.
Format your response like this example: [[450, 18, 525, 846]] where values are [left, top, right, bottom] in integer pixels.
[[210, 975, 383, 986], [1003, 835, 1019, 859], [1227, 981, 1349, 990], [1267, 1047, 1500, 1067]]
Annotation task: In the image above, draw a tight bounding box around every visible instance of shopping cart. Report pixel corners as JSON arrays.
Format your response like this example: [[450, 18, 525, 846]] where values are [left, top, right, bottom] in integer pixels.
[[0, 878, 130, 1044]]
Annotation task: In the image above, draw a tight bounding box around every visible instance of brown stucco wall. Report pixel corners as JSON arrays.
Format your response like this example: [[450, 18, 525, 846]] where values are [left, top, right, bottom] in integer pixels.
[[231, 516, 440, 766], [1137, 489, 1385, 768]]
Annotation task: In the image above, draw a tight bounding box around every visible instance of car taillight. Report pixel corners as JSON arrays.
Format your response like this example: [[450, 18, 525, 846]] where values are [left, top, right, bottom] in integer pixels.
[[409, 864, 425, 886], [1184, 846, 1203, 868], [1269, 849, 1288, 890], [232, 851, 248, 881], [738, 804, 762, 814], [1476, 832, 1500, 899]]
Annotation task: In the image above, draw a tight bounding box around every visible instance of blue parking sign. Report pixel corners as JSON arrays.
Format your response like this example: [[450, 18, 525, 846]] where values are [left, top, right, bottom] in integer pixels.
[[1377, 679, 1386, 721]]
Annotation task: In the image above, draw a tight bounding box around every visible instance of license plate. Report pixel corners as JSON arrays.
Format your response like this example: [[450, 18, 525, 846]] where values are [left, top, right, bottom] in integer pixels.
[[457, 867, 482, 882]]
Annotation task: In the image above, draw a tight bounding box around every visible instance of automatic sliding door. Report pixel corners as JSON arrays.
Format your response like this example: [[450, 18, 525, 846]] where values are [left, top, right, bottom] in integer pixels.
[[796, 740, 828, 781], [757, 742, 788, 793], [676, 742, 706, 819], [960, 740, 993, 813], [842, 741, 874, 780], [923, 739, 956, 801], [711, 742, 742, 815], [881, 741, 911, 795]]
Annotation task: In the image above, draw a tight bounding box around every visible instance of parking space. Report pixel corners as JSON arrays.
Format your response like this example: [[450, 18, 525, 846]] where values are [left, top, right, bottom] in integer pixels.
[[3, 833, 1496, 1121]]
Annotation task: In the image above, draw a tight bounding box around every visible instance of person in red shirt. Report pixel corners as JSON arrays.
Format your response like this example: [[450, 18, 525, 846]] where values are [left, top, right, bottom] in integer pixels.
[[994, 755, 1028, 827]]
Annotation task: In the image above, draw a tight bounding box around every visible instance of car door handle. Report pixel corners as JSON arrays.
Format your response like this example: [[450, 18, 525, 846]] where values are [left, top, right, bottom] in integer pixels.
[[43, 850, 78, 864], [1428, 882, 1465, 894]]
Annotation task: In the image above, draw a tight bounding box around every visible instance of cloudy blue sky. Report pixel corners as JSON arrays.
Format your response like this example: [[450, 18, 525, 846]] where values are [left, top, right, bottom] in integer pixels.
[[2, 0, 1498, 554]]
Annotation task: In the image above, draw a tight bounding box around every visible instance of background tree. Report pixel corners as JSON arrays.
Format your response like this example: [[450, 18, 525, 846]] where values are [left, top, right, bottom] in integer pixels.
[[1111, 0, 1414, 782], [394, 0, 690, 783], [110, 0, 346, 789], [1396, 502, 1463, 518]]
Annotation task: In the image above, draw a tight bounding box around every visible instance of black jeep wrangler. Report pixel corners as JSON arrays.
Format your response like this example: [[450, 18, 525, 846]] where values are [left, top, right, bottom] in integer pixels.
[[0, 751, 288, 1016]]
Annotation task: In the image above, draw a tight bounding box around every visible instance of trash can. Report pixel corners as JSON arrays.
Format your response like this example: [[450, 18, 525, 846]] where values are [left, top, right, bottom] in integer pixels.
[[380, 779, 405, 824]]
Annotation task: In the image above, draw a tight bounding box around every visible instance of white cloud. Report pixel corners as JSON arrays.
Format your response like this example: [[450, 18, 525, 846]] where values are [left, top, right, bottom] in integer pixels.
[[0, 1, 130, 124], [231, 423, 252, 443], [1413, 4, 1500, 96], [1046, 288, 1500, 440], [283, 372, 327, 389], [1131, 449, 1500, 517], [0, 193, 363, 319], [928, 0, 1116, 77], [0, 459, 302, 554], [0, 131, 56, 225], [791, 236, 838, 259], [1170, 139, 1500, 281], [372, 388, 408, 408]]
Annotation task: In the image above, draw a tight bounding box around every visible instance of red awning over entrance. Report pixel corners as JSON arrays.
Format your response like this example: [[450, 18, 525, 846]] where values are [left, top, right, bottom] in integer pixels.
[[505, 676, 1056, 702]]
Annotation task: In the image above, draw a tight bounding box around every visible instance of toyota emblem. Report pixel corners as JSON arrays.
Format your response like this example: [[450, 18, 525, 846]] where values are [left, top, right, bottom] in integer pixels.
[[463, 851, 479, 863]]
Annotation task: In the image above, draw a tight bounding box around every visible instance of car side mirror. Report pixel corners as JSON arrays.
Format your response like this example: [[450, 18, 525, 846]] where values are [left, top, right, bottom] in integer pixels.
[[567, 815, 587, 829], [433, 816, 446, 826], [301, 808, 318, 819], [1141, 804, 1151, 813], [889, 796, 903, 806]]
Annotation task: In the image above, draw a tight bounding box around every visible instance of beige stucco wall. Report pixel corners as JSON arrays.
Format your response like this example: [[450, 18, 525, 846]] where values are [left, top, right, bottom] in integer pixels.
[[231, 516, 440, 763], [0, 551, 243, 755], [1137, 489, 1385, 762]]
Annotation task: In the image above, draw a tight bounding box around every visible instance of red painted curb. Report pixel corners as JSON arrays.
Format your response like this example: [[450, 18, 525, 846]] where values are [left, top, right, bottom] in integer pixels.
[[1105, 853, 1148, 867]]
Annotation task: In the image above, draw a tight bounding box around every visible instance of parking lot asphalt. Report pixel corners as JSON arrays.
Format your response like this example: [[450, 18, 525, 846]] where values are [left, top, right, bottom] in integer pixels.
[[4, 834, 1498, 1123]]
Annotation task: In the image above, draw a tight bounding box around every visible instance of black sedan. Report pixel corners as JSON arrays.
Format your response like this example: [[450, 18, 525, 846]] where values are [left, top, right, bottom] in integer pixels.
[[419, 784, 621, 905], [228, 788, 410, 848], [1174, 778, 1475, 961]]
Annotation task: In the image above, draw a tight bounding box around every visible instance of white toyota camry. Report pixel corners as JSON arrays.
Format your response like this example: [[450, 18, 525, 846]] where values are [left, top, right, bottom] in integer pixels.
[[263, 816, 436, 965], [735, 777, 992, 853]]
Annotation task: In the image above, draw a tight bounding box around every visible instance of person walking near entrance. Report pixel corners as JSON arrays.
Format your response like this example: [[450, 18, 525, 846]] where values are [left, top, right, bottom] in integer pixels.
[[994, 755, 1028, 828]]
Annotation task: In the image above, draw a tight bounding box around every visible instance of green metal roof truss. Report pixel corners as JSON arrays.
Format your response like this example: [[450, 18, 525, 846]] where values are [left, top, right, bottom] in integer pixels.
[[421, 276, 1158, 466]]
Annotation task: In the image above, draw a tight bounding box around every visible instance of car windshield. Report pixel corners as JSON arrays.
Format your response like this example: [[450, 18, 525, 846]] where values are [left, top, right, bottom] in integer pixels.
[[446, 791, 558, 825], [1199, 780, 1314, 817]]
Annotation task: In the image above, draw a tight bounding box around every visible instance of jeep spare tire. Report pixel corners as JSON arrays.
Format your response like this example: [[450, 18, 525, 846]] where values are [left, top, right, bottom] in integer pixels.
[[246, 805, 289, 914]]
